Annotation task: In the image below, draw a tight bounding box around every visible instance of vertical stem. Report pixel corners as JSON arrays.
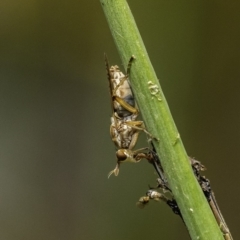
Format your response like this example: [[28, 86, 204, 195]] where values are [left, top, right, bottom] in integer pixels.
[[100, 0, 225, 239]]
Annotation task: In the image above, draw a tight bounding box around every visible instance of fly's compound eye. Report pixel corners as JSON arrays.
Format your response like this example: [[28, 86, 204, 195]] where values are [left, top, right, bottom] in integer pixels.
[[116, 150, 127, 162]]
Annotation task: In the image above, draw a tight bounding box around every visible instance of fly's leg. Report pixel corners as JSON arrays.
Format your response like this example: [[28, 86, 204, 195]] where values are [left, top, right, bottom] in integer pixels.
[[128, 131, 140, 150], [108, 162, 120, 178], [113, 96, 138, 114], [126, 120, 158, 141]]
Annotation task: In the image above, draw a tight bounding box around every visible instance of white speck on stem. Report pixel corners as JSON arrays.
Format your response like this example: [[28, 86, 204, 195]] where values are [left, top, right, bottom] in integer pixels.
[[148, 81, 162, 101]]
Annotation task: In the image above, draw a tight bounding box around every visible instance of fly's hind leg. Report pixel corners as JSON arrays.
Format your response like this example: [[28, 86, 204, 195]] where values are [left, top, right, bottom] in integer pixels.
[[113, 96, 138, 115]]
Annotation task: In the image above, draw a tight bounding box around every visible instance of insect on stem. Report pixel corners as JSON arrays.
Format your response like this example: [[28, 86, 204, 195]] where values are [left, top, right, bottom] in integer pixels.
[[105, 54, 157, 177]]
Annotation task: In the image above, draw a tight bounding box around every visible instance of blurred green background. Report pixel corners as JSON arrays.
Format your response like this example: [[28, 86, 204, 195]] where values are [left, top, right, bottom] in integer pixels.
[[0, 0, 239, 239]]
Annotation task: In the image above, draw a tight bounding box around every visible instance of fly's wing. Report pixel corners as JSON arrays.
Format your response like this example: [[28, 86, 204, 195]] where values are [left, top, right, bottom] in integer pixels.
[[104, 53, 119, 139], [104, 53, 116, 114]]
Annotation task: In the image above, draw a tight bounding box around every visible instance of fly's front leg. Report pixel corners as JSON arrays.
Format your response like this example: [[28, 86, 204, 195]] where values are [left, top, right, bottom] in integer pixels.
[[108, 162, 121, 178], [113, 96, 138, 115], [126, 120, 158, 141]]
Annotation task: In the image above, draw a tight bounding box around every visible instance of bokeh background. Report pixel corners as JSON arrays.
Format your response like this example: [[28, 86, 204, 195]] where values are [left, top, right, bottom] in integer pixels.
[[0, 0, 239, 239]]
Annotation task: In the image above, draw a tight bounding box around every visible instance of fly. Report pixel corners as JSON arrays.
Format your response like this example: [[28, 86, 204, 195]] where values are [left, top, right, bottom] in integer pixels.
[[105, 54, 156, 178], [137, 189, 182, 218]]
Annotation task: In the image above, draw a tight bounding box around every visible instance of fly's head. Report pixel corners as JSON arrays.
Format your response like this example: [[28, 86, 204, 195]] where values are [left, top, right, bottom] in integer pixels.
[[136, 196, 150, 209], [108, 149, 143, 178], [107, 149, 127, 178]]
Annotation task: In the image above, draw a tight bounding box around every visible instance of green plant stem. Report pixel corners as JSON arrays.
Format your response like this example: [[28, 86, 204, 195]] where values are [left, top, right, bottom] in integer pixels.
[[100, 0, 225, 239]]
